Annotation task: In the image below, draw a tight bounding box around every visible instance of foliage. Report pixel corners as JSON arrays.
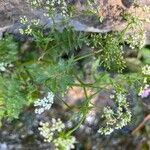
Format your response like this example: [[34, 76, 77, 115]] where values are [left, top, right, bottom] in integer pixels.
[[39, 119, 76, 150], [98, 91, 132, 135], [89, 33, 126, 73], [0, 74, 26, 119], [0, 0, 150, 149], [122, 10, 147, 50], [0, 35, 18, 63], [27, 58, 75, 93]]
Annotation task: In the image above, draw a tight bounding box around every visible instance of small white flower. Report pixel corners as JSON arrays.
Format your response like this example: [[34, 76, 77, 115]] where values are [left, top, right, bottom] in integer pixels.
[[0, 62, 13, 72], [38, 118, 75, 149], [98, 92, 132, 135], [142, 65, 150, 75], [31, 19, 40, 26], [19, 29, 24, 35], [53, 136, 76, 150], [34, 91, 54, 114], [25, 25, 33, 35], [20, 16, 28, 24]]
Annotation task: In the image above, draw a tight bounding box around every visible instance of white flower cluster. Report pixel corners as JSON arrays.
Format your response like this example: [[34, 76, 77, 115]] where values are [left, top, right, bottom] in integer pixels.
[[28, 0, 69, 18], [20, 16, 28, 25], [19, 16, 39, 35], [87, 0, 100, 15], [123, 14, 146, 50], [142, 5, 150, 17], [38, 118, 65, 142], [44, 0, 69, 17], [53, 136, 76, 150], [58, 0, 69, 17], [125, 29, 145, 49], [31, 19, 40, 26], [98, 92, 131, 135], [27, 0, 43, 7], [0, 62, 13, 72], [38, 118, 76, 150], [39, 122, 54, 142], [19, 25, 33, 35], [142, 65, 150, 75], [34, 91, 54, 114]]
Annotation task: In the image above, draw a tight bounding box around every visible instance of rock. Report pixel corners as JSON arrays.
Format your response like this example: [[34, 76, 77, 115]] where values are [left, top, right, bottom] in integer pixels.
[[121, 0, 134, 8], [125, 58, 143, 72], [0, 0, 150, 44]]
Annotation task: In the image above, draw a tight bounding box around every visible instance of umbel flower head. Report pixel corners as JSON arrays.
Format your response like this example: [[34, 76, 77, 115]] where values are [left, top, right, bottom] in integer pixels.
[[53, 136, 76, 150], [27, 0, 70, 18], [98, 92, 131, 135], [34, 91, 54, 114], [142, 65, 150, 75], [38, 118, 76, 150], [38, 118, 65, 142]]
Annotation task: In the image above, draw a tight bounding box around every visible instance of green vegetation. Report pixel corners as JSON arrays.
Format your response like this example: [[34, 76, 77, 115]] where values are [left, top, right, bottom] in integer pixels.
[[0, 0, 150, 149]]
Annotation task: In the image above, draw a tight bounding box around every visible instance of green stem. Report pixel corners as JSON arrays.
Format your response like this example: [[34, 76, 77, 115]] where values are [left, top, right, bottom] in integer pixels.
[[74, 49, 102, 62], [51, 16, 57, 32], [66, 114, 86, 136], [71, 83, 100, 89], [66, 72, 109, 135], [55, 94, 72, 109], [83, 87, 88, 102], [55, 94, 79, 112], [120, 22, 132, 40], [66, 84, 90, 136], [74, 74, 98, 88], [44, 40, 49, 51], [74, 75, 85, 86]]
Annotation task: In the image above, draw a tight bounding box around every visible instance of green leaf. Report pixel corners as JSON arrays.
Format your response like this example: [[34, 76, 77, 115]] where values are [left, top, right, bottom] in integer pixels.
[[27, 58, 75, 93], [0, 35, 18, 63], [0, 75, 26, 119]]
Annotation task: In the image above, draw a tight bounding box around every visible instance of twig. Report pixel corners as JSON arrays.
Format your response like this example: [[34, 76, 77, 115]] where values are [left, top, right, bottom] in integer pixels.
[[132, 114, 150, 135]]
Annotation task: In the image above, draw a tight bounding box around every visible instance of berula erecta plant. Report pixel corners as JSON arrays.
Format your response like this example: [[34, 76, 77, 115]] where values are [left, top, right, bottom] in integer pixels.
[[0, 0, 150, 149]]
